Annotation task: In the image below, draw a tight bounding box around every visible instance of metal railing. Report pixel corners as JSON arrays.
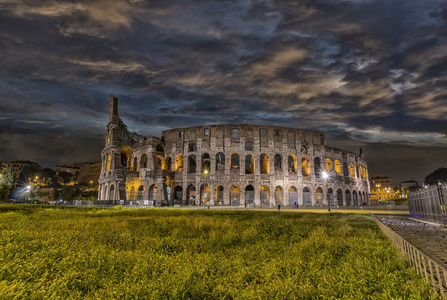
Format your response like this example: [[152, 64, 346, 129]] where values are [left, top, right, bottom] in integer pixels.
[[372, 214, 447, 298], [408, 183, 447, 226]]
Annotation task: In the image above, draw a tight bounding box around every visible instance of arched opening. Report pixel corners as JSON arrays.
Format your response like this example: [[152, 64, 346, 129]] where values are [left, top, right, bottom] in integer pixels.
[[314, 157, 321, 178], [289, 186, 298, 207], [188, 143, 197, 152], [303, 187, 311, 206], [140, 154, 148, 169], [188, 155, 196, 173], [200, 184, 210, 205], [133, 157, 138, 172], [334, 160, 341, 175], [215, 185, 224, 205], [155, 154, 165, 169], [216, 153, 225, 171], [274, 154, 282, 171], [175, 154, 184, 171], [343, 163, 349, 177], [315, 187, 323, 206], [245, 154, 254, 174], [260, 153, 269, 174], [353, 190, 358, 205], [174, 186, 183, 205], [230, 185, 240, 206], [156, 144, 164, 153], [359, 192, 363, 205], [260, 185, 270, 206], [245, 185, 254, 205], [288, 155, 297, 173], [130, 186, 136, 200], [149, 185, 157, 201], [124, 187, 128, 201], [301, 156, 310, 177], [109, 184, 115, 201], [201, 153, 210, 174], [231, 153, 240, 170], [337, 189, 343, 206], [165, 157, 172, 171], [275, 186, 284, 205], [106, 155, 111, 171], [121, 147, 131, 168], [187, 185, 196, 205], [325, 158, 332, 172], [350, 163, 356, 177], [137, 185, 144, 200], [345, 190, 352, 206], [327, 188, 334, 206]]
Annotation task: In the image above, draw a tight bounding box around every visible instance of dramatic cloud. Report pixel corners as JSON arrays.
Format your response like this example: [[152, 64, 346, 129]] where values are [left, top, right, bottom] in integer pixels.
[[1, 0, 447, 184]]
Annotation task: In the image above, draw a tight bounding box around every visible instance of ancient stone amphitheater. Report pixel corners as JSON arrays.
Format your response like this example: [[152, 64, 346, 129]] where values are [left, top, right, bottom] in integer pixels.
[[99, 96, 370, 207]]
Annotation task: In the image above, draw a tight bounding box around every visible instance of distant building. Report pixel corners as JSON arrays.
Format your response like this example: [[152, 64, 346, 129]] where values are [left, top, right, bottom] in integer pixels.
[[78, 162, 101, 189], [55, 165, 80, 185], [398, 180, 419, 198], [370, 174, 393, 200], [0, 160, 41, 177]]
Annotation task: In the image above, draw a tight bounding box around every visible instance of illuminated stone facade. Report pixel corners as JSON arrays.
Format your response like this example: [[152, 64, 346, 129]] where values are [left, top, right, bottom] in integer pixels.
[[99, 96, 370, 207]]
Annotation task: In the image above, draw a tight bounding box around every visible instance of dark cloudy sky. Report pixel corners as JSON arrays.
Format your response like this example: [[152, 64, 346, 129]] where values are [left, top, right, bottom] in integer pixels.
[[1, 0, 447, 185]]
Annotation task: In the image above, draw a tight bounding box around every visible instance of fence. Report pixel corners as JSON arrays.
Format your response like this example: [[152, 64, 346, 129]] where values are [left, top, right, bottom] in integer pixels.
[[408, 183, 447, 225], [372, 214, 447, 298]]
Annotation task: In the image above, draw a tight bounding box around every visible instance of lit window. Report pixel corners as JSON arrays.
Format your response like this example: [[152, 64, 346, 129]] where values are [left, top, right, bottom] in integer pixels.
[[232, 129, 238, 138]]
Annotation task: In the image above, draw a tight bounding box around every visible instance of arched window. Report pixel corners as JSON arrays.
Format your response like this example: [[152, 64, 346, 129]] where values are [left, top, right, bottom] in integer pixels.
[[165, 157, 172, 171], [230, 185, 240, 206], [301, 156, 310, 177], [345, 190, 351, 206], [274, 154, 282, 171], [155, 154, 165, 169], [109, 184, 115, 201], [200, 184, 210, 205], [288, 155, 297, 173], [133, 157, 138, 172], [231, 153, 240, 170], [130, 186, 136, 200], [343, 162, 349, 177], [337, 189, 343, 206], [215, 185, 224, 205], [275, 186, 284, 205], [334, 160, 341, 175], [303, 187, 311, 206], [245, 154, 254, 174], [245, 185, 254, 205], [140, 154, 148, 169], [106, 155, 111, 171], [314, 157, 321, 178], [156, 144, 164, 153], [350, 163, 356, 177], [149, 185, 157, 200], [137, 185, 144, 200], [289, 186, 298, 206], [315, 187, 323, 205], [260, 185, 270, 205], [325, 158, 332, 172], [188, 143, 197, 152], [216, 152, 225, 171], [175, 154, 184, 171], [260, 153, 269, 174], [201, 153, 210, 174], [188, 155, 196, 173]]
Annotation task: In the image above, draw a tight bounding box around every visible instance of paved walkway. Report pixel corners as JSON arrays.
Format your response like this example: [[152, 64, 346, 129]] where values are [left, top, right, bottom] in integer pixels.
[[376, 215, 447, 269]]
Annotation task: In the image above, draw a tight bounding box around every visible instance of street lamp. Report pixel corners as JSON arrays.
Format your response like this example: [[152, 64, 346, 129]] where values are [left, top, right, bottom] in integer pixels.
[[322, 172, 330, 212]]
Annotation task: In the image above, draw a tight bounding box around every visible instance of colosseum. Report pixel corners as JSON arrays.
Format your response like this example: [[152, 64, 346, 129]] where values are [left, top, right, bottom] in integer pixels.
[[98, 96, 370, 207]]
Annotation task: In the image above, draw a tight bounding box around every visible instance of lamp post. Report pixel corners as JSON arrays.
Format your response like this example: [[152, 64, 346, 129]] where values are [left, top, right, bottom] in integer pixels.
[[322, 172, 330, 212]]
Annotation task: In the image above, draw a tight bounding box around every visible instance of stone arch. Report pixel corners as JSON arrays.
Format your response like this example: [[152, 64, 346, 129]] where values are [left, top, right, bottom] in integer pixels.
[[133, 157, 138, 171], [188, 154, 196, 173], [130, 186, 136, 200], [358, 192, 363, 205], [289, 186, 298, 206], [345, 189, 352, 206], [260, 153, 269, 174], [303, 187, 311, 206], [334, 160, 341, 175], [216, 152, 225, 171], [201, 153, 211, 174], [188, 143, 197, 152], [327, 188, 334, 206], [215, 185, 224, 205], [350, 163, 356, 177], [140, 154, 148, 169], [301, 156, 310, 177], [337, 189, 343, 206], [260, 185, 270, 206], [175, 154, 184, 171], [187, 184, 196, 205], [121, 146, 132, 168], [274, 154, 282, 171], [245, 185, 254, 205], [315, 187, 323, 206], [174, 185, 183, 205], [109, 184, 115, 201], [165, 157, 172, 171], [288, 154, 297, 173], [200, 184, 210, 205], [230, 185, 240, 206], [155, 154, 165, 169], [106, 155, 111, 171], [343, 163, 349, 177], [245, 154, 255, 174], [325, 158, 332, 172], [275, 186, 284, 205], [149, 184, 157, 201], [156, 144, 164, 153], [137, 185, 144, 200], [353, 190, 358, 205], [314, 157, 321, 178], [231, 152, 240, 170]]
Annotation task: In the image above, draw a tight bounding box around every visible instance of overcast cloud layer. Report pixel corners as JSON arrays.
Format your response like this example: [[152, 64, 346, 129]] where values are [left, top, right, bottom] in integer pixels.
[[1, 0, 447, 185]]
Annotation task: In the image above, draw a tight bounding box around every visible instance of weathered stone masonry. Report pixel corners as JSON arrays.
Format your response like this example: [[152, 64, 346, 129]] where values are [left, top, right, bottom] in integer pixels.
[[99, 96, 370, 207]]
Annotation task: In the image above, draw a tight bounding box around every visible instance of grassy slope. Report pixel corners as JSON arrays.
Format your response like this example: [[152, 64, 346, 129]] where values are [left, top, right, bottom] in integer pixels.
[[0, 205, 440, 299]]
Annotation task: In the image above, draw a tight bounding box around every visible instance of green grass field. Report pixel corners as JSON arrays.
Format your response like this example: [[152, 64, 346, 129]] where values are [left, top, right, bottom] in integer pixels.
[[0, 205, 441, 299]]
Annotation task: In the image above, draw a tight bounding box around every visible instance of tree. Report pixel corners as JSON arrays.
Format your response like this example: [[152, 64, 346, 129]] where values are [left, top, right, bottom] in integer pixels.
[[0, 165, 15, 201], [57, 171, 73, 186], [39, 168, 56, 186], [424, 167, 447, 185]]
